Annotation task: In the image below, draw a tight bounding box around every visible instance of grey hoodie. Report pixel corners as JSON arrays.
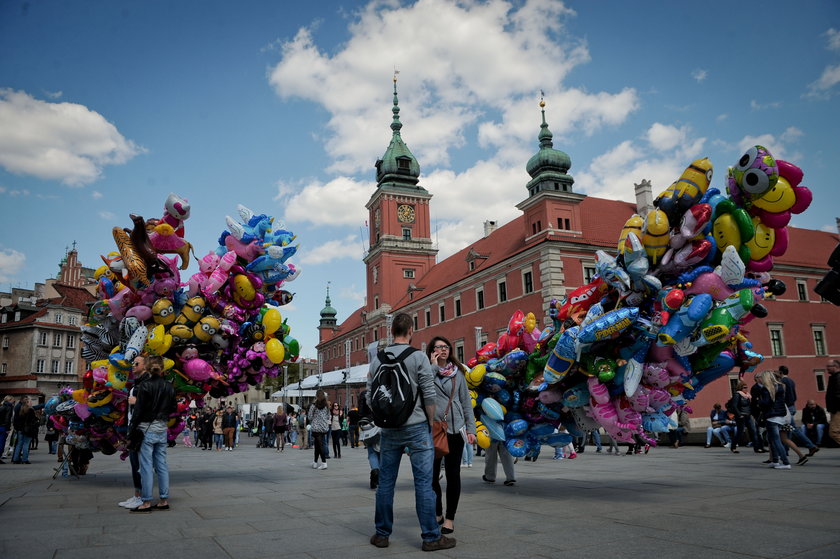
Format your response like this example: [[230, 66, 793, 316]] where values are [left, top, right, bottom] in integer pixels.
[[366, 343, 436, 428]]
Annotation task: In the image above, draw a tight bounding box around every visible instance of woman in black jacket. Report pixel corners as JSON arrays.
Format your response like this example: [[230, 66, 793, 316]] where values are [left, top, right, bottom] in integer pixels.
[[756, 371, 791, 469], [729, 381, 766, 454]]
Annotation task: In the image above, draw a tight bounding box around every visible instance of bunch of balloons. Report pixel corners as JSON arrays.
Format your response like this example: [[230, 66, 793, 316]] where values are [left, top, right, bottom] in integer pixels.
[[46, 194, 302, 454], [466, 146, 812, 459]]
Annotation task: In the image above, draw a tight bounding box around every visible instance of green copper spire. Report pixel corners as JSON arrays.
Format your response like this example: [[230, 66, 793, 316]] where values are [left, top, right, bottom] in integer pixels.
[[525, 95, 574, 197], [319, 283, 337, 326], [375, 73, 422, 189]]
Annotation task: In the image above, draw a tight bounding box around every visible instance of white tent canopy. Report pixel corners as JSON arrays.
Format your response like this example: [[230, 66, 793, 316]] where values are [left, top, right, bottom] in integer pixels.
[[274, 363, 370, 397]]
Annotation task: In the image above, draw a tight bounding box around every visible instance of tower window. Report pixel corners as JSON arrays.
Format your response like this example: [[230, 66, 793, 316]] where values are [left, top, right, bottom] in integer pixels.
[[469, 261, 475, 272], [403, 269, 415, 279], [402, 228, 412, 241], [398, 158, 410, 170]]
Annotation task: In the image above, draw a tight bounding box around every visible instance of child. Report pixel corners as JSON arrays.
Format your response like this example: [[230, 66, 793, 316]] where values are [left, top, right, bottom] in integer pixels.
[[182, 426, 193, 447]]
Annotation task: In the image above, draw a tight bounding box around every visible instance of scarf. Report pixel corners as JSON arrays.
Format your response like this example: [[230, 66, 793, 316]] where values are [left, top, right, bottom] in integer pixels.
[[437, 362, 457, 378]]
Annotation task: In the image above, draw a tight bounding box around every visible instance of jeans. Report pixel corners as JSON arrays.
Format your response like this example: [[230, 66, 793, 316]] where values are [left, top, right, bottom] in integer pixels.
[[462, 440, 473, 465], [787, 408, 816, 449], [129, 449, 142, 492], [214, 433, 224, 449], [800, 424, 825, 445], [139, 428, 169, 502], [289, 430, 298, 445], [706, 425, 732, 445], [193, 428, 199, 446], [350, 424, 360, 447], [13, 433, 32, 462], [367, 442, 380, 470], [375, 421, 440, 542], [733, 415, 762, 451], [766, 422, 790, 466]]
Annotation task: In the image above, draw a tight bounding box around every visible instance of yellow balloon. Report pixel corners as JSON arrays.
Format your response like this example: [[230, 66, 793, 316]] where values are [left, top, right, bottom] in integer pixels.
[[266, 338, 286, 364], [475, 421, 491, 449], [469, 389, 477, 408], [262, 308, 282, 335], [72, 389, 88, 404], [466, 364, 486, 389]]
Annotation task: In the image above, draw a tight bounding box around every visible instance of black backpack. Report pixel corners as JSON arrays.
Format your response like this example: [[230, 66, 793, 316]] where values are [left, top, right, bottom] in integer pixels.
[[369, 347, 419, 428]]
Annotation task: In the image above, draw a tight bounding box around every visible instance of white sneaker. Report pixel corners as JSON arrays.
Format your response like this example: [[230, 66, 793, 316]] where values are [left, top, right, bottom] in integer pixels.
[[121, 496, 143, 508], [774, 464, 792, 470], [318, 462, 328, 470], [312, 461, 319, 469], [768, 462, 780, 468], [118, 497, 133, 507]]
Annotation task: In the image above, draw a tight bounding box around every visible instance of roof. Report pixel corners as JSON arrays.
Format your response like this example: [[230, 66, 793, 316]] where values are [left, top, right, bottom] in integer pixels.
[[775, 227, 839, 269], [49, 283, 97, 311]]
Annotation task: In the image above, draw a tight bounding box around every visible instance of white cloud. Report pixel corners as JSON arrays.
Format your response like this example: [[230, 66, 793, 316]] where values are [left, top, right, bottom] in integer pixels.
[[338, 284, 365, 304], [0, 89, 145, 186], [276, 176, 370, 227], [716, 113, 728, 122], [691, 68, 708, 82], [99, 211, 115, 220], [646, 123, 683, 152], [0, 248, 26, 283], [0, 186, 30, 197], [267, 0, 637, 175], [736, 126, 804, 162], [806, 64, 840, 99], [826, 28, 840, 51], [91, 190, 103, 199], [750, 99, 782, 110], [44, 90, 63, 99], [300, 234, 364, 265]]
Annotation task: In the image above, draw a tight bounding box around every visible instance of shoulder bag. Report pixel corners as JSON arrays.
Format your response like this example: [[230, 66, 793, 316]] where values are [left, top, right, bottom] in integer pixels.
[[432, 378, 457, 458]]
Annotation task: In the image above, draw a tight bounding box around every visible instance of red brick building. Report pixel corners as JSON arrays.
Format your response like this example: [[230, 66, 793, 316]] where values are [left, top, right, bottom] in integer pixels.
[[316, 85, 840, 420]]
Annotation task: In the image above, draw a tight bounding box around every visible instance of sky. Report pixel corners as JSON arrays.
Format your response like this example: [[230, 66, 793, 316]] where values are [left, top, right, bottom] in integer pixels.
[[1, 0, 839, 361]]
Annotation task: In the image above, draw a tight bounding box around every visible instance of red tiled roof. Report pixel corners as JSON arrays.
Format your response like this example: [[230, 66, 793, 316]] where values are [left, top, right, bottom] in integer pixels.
[[578, 196, 638, 246], [50, 284, 97, 311], [775, 227, 838, 269], [0, 307, 49, 329]]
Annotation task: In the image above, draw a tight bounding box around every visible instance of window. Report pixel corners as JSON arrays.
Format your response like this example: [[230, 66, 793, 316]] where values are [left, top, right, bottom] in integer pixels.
[[38, 332, 48, 346], [36, 359, 45, 373], [469, 261, 475, 272], [455, 297, 462, 317], [65, 361, 74, 375], [439, 303, 446, 323], [398, 158, 411, 170], [14, 311, 20, 322], [53, 333, 62, 347], [374, 296, 379, 310], [565, 218, 571, 229], [1, 362, 6, 375], [373, 329, 379, 341], [476, 288, 484, 310], [813, 327, 827, 356], [69, 316, 78, 326], [402, 228, 412, 241], [413, 314, 418, 331], [797, 280, 808, 302], [67, 335, 76, 349], [55, 312, 63, 324], [584, 266, 597, 283], [403, 269, 415, 279], [498, 280, 507, 303], [51, 360, 59, 374], [1, 313, 6, 323], [456, 343, 465, 364], [1, 336, 7, 350], [815, 370, 826, 392], [523, 271, 533, 294], [425, 308, 431, 327], [769, 326, 785, 356]]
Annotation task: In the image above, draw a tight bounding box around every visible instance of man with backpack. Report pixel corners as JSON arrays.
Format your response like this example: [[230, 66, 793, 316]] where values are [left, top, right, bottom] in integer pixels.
[[366, 313, 455, 552]]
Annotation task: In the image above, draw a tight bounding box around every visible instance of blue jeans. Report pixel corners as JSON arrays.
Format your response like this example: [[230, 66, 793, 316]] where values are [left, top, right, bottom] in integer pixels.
[[766, 422, 790, 466], [787, 408, 816, 449], [367, 442, 380, 470], [375, 421, 440, 542], [462, 440, 473, 465], [800, 424, 825, 445], [0, 426, 8, 456], [13, 433, 32, 462], [214, 433, 224, 449], [139, 429, 170, 502]]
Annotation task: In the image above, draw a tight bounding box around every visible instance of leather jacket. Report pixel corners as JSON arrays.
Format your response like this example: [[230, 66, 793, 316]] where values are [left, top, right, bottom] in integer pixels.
[[130, 374, 176, 429]]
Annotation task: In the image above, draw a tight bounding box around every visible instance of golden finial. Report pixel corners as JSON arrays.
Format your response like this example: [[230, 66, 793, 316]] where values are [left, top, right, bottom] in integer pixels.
[[393, 68, 400, 83], [539, 88, 545, 108]]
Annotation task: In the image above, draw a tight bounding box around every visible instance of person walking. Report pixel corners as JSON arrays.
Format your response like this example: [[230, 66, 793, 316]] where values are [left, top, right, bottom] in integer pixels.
[[779, 365, 819, 457], [826, 359, 840, 446], [128, 355, 176, 512], [483, 438, 516, 486], [367, 313, 455, 552], [296, 410, 308, 450], [0, 395, 14, 464], [221, 406, 237, 451], [427, 335, 476, 536], [274, 405, 288, 452], [308, 390, 331, 469], [212, 410, 224, 451], [330, 402, 343, 458], [12, 398, 38, 464], [756, 370, 792, 470], [348, 405, 360, 448], [729, 380, 766, 454]]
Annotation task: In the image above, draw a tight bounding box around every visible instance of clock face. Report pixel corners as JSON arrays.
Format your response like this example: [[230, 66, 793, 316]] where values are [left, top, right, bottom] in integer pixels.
[[397, 204, 415, 223]]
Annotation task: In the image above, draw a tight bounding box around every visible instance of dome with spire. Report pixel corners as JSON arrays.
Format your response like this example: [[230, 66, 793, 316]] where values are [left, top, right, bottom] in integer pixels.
[[375, 76, 421, 188], [319, 285, 337, 327], [526, 100, 572, 178]]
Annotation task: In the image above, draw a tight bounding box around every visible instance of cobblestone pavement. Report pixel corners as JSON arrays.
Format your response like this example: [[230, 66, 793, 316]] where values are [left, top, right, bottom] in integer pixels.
[[1, 440, 839, 558]]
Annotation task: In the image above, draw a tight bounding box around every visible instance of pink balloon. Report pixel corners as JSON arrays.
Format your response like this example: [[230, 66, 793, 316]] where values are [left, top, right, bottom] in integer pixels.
[[684, 272, 735, 301], [184, 358, 214, 381], [777, 160, 803, 187], [74, 403, 91, 420]]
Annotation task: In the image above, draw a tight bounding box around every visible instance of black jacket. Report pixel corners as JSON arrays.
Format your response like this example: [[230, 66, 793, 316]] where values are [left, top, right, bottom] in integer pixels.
[[827, 372, 840, 414], [221, 412, 237, 429], [0, 402, 12, 429], [129, 374, 176, 430], [802, 404, 828, 426]]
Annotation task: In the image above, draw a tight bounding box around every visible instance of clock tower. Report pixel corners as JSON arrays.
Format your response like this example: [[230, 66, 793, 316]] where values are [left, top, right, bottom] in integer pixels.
[[364, 75, 437, 320]]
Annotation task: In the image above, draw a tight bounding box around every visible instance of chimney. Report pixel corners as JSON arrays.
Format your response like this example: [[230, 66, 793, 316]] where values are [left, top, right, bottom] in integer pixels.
[[634, 179, 654, 216], [483, 220, 498, 237]]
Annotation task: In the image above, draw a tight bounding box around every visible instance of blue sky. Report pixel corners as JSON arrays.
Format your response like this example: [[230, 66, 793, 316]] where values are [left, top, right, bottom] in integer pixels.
[[1, 0, 839, 361]]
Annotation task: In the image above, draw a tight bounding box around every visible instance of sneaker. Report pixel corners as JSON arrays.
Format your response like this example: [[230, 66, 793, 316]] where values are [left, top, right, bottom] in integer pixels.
[[318, 462, 328, 470], [596, 448, 602, 453], [808, 447, 820, 457], [312, 461, 319, 469], [370, 534, 389, 548], [422, 535, 456, 552], [774, 464, 792, 470], [120, 496, 143, 508], [467, 464, 472, 468], [569, 452, 577, 459], [767, 462, 780, 468], [796, 456, 809, 466]]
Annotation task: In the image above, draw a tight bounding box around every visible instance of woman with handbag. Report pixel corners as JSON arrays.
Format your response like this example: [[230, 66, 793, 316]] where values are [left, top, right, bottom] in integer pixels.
[[427, 336, 476, 535]]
